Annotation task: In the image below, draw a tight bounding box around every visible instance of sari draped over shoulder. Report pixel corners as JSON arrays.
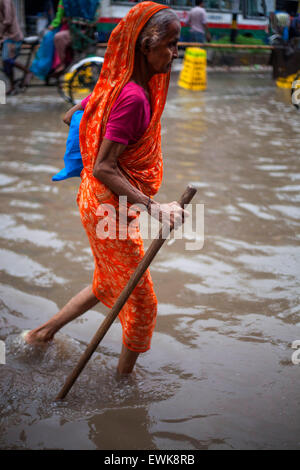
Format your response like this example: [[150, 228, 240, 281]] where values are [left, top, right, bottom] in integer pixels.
[[78, 1, 170, 352]]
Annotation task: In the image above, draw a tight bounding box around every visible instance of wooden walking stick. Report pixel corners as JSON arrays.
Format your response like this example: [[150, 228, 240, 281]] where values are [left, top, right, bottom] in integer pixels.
[[55, 185, 197, 400]]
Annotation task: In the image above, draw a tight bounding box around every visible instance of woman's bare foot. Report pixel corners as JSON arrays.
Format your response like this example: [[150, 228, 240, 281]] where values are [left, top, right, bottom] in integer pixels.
[[24, 326, 55, 345], [22, 286, 98, 346]]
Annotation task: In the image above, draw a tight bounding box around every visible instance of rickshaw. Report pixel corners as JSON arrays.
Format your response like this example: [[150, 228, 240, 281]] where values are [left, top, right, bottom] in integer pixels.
[[7, 0, 104, 105], [57, 0, 104, 104]]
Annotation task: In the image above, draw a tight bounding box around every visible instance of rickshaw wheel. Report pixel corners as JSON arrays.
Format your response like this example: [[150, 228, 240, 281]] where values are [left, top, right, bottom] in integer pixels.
[[56, 72, 74, 104], [57, 59, 103, 105]]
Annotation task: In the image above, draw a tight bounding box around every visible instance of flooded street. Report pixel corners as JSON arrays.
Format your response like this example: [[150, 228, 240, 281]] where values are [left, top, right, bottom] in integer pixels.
[[0, 70, 300, 450]]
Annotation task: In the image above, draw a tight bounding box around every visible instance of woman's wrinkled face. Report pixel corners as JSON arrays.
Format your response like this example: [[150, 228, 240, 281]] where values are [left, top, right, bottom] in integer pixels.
[[145, 20, 181, 74]]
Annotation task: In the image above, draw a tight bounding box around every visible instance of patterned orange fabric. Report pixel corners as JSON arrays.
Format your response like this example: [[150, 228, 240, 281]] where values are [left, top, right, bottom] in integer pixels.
[[78, 2, 171, 352]]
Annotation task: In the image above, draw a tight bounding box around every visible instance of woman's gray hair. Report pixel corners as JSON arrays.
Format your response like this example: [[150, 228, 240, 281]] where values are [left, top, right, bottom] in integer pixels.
[[136, 9, 180, 51]]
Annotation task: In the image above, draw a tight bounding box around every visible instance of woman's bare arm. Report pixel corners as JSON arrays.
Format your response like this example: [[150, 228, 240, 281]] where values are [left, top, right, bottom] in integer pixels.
[[93, 138, 150, 207], [63, 103, 83, 126], [93, 138, 187, 226]]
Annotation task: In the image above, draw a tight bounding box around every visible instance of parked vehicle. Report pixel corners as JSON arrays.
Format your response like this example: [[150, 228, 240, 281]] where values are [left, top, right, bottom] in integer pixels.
[[1, 0, 104, 105], [97, 0, 271, 43]]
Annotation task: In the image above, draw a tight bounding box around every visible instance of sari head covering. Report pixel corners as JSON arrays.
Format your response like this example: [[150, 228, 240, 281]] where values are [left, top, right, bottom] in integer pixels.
[[77, 2, 174, 353], [79, 1, 171, 197]]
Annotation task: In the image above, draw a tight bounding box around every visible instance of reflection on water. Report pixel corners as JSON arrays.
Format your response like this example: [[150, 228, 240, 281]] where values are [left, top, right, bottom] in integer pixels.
[[0, 72, 300, 450]]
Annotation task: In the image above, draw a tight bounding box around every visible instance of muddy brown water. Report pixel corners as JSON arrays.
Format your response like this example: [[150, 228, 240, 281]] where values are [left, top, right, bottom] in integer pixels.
[[0, 71, 300, 450]]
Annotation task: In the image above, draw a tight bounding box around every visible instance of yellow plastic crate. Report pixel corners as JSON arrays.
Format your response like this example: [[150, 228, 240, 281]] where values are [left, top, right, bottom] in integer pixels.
[[178, 47, 207, 91]]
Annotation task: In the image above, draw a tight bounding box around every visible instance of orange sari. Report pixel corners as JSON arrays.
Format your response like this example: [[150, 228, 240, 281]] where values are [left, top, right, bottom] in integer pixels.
[[78, 2, 170, 353]]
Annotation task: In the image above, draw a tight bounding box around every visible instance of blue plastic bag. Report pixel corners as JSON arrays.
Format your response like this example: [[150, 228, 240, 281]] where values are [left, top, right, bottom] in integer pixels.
[[52, 111, 84, 181], [30, 28, 57, 80]]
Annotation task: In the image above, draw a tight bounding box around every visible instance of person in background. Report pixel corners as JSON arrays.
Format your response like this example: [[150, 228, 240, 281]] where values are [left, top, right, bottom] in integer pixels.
[[270, 10, 291, 44], [25, 0, 71, 84], [230, 0, 240, 43], [186, 0, 211, 43], [0, 0, 25, 95], [48, 0, 72, 74]]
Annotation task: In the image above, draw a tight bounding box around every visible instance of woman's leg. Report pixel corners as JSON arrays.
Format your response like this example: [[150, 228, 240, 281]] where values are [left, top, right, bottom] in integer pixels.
[[26, 285, 139, 375], [54, 30, 72, 68], [117, 344, 140, 375], [25, 285, 99, 344]]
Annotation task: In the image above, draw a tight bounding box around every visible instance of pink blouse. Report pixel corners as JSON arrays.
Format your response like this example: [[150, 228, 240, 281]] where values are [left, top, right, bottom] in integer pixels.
[[81, 82, 151, 145]]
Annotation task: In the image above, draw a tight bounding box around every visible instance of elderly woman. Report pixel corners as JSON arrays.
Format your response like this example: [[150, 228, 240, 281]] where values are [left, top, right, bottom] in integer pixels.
[[25, 2, 186, 375]]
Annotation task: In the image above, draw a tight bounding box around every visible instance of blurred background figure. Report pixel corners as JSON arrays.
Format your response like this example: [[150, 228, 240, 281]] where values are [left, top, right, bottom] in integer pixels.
[[186, 0, 211, 43], [269, 10, 291, 45], [48, 0, 71, 75], [25, 0, 72, 84], [0, 0, 26, 95], [230, 0, 240, 43]]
